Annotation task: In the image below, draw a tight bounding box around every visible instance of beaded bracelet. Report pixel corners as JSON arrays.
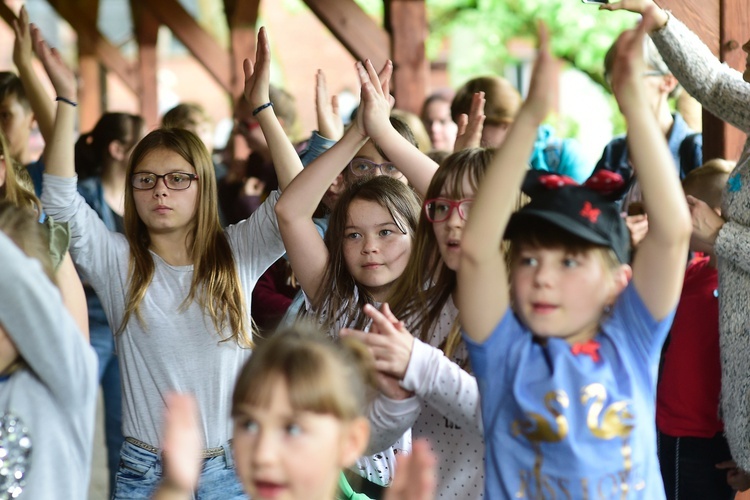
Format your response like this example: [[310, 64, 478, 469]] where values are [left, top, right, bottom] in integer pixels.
[[252, 102, 273, 117], [56, 96, 78, 107]]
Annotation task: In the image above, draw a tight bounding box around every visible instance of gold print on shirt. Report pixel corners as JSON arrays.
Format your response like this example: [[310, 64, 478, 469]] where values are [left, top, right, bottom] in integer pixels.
[[581, 383, 635, 498], [512, 390, 570, 498]]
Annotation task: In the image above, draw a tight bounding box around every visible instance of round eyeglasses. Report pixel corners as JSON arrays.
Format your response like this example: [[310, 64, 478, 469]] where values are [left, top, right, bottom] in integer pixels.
[[131, 172, 199, 191], [424, 198, 473, 223], [348, 158, 403, 179]]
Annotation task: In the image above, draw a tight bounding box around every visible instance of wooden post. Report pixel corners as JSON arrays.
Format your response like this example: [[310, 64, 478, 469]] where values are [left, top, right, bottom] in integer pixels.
[[387, 0, 428, 115], [224, 0, 260, 100], [131, 2, 160, 129]]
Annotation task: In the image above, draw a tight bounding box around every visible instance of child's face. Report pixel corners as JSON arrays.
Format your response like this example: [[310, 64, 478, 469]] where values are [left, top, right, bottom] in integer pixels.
[[0, 95, 33, 161], [131, 147, 200, 237], [232, 379, 365, 500], [511, 245, 627, 344], [343, 198, 412, 302], [431, 174, 475, 272], [344, 141, 408, 187], [423, 100, 457, 151]]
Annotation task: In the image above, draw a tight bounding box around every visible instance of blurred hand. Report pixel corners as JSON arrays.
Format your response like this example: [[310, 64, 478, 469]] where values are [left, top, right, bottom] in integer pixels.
[[242, 27, 271, 110], [353, 59, 394, 141], [625, 214, 649, 247], [716, 461, 750, 492], [160, 394, 202, 495], [454, 91, 486, 152], [598, 1, 669, 33], [687, 195, 725, 247], [31, 24, 77, 101], [384, 439, 437, 500], [12, 6, 33, 70], [520, 23, 556, 125], [315, 69, 343, 141]]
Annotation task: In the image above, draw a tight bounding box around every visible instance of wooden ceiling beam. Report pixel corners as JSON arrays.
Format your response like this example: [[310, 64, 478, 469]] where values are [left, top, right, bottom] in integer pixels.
[[302, 0, 390, 69], [142, 0, 232, 93], [45, 0, 139, 93], [76, 0, 102, 131], [387, 0, 428, 114]]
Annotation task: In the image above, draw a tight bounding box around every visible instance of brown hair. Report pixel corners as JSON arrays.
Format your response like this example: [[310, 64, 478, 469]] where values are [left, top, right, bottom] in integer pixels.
[[682, 159, 734, 210], [0, 72, 30, 111], [388, 148, 493, 360], [509, 219, 621, 273], [162, 103, 211, 130], [75, 112, 145, 179], [119, 128, 251, 345], [451, 76, 521, 125], [232, 325, 376, 420], [314, 176, 420, 333]]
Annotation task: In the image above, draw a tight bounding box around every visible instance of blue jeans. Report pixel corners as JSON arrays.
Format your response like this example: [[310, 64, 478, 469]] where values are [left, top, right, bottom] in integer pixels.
[[112, 440, 247, 499], [89, 305, 124, 497]]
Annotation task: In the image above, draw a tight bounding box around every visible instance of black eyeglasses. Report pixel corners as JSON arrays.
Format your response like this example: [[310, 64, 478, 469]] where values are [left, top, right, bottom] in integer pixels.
[[131, 172, 199, 191], [348, 158, 403, 179], [424, 198, 473, 223]]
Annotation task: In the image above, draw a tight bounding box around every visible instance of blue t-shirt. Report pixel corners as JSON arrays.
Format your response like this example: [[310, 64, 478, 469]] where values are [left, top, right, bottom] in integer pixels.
[[464, 284, 675, 499]]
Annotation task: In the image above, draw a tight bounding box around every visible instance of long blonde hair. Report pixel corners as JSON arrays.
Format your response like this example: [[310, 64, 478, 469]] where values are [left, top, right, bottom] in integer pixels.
[[0, 131, 41, 215], [119, 128, 251, 346]]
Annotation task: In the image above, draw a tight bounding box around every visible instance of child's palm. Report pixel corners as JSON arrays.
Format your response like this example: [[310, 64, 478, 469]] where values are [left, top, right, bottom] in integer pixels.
[[31, 25, 77, 100], [243, 27, 271, 109]]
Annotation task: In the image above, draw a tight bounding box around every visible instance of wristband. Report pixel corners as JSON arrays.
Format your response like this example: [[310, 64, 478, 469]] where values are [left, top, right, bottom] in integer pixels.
[[56, 96, 77, 107], [252, 102, 273, 117]]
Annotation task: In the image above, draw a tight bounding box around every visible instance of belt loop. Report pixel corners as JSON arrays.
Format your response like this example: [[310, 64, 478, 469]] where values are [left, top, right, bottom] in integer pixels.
[[222, 440, 234, 468]]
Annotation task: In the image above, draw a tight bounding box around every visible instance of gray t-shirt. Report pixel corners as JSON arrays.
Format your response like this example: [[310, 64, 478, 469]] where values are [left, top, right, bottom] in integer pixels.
[[0, 231, 98, 499], [42, 174, 285, 448]]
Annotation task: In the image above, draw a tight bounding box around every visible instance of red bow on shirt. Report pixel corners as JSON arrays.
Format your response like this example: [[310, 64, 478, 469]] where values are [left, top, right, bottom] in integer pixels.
[[571, 339, 601, 363]]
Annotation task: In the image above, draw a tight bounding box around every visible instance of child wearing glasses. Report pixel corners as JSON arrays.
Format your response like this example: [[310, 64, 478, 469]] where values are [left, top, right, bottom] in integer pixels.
[[33, 26, 297, 498], [341, 147, 509, 499]]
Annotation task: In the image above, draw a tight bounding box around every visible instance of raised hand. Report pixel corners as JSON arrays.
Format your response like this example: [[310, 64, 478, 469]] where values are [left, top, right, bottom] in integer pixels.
[[242, 27, 271, 110], [160, 393, 202, 496], [315, 69, 343, 140], [607, 12, 651, 110], [383, 438, 437, 500], [454, 91, 486, 152], [30, 24, 77, 101], [520, 23, 556, 125], [354, 59, 394, 141], [12, 6, 33, 71]]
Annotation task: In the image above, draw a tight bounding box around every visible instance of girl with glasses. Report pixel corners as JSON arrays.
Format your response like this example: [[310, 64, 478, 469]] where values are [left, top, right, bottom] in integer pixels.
[[34, 26, 297, 498]]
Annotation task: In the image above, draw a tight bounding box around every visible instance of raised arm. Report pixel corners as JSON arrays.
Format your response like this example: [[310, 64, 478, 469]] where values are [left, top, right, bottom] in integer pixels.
[[315, 69, 344, 141], [358, 60, 438, 197], [458, 25, 555, 343], [13, 8, 55, 145], [611, 10, 692, 320], [243, 27, 301, 192], [602, 0, 750, 133], [275, 61, 392, 306], [31, 25, 76, 179]]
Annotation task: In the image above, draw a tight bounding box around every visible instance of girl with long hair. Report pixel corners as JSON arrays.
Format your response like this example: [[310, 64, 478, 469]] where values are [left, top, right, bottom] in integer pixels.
[[33, 25, 295, 498]]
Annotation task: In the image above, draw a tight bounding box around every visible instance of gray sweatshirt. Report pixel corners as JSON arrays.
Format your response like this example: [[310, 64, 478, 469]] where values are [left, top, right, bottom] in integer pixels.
[[41, 174, 285, 449], [0, 231, 98, 499], [652, 14, 750, 470]]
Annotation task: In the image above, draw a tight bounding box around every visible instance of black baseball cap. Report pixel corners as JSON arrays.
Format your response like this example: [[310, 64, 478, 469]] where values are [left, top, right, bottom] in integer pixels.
[[505, 170, 631, 263]]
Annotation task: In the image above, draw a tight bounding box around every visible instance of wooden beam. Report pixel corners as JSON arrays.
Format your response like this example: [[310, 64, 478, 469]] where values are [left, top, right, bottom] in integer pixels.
[[143, 0, 232, 93], [131, 1, 160, 128], [224, 0, 260, 98], [387, 0, 428, 115], [659, 0, 719, 56], [45, 0, 139, 94], [302, 0, 390, 68]]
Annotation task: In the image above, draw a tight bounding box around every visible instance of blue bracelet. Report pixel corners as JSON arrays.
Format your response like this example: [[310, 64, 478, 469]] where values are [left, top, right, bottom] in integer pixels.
[[56, 96, 77, 107], [252, 102, 273, 116]]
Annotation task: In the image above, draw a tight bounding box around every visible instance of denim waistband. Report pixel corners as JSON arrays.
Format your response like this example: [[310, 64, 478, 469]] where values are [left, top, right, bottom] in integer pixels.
[[125, 436, 231, 459]]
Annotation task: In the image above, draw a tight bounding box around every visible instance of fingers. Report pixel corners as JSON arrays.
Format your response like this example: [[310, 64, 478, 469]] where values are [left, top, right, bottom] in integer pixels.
[[379, 303, 401, 325], [331, 94, 340, 116], [456, 114, 468, 137], [316, 69, 329, 106], [243, 58, 254, 81], [364, 59, 384, 98], [376, 59, 393, 96], [363, 303, 401, 335]]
